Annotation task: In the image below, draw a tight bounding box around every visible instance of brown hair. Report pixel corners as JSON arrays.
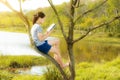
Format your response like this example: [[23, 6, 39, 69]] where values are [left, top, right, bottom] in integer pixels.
[[33, 12, 45, 24]]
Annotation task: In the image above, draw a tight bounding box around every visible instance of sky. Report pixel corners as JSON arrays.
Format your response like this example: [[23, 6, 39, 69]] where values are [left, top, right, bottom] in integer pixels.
[[0, 0, 69, 12]]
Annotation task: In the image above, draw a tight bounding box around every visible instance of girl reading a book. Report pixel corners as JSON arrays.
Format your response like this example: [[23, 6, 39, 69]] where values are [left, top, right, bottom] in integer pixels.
[[31, 11, 69, 68]]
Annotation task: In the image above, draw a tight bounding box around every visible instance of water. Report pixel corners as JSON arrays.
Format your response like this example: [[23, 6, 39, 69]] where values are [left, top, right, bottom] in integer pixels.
[[60, 39, 120, 62], [0, 31, 57, 56], [74, 41, 120, 62], [18, 66, 47, 75], [0, 31, 40, 56]]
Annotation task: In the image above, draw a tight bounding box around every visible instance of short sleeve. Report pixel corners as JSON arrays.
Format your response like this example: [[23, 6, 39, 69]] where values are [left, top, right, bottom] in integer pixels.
[[36, 25, 43, 33]]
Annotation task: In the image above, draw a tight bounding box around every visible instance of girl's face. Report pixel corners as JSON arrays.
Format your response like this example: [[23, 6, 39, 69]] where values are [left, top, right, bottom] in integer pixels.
[[37, 17, 45, 24]]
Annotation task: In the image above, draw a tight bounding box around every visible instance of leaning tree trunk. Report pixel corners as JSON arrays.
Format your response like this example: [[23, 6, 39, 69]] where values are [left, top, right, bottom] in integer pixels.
[[17, 12, 34, 46]]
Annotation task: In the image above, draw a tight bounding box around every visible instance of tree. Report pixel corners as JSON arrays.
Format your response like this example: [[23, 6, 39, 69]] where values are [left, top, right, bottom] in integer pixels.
[[47, 0, 120, 80], [0, 0, 33, 45], [107, 0, 120, 34]]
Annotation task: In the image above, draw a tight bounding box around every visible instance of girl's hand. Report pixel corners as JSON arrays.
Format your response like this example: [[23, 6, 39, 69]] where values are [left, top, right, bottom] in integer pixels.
[[46, 30, 53, 35]]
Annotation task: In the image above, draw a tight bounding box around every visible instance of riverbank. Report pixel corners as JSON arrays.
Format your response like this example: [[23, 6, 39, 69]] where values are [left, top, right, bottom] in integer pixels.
[[0, 56, 119, 80]]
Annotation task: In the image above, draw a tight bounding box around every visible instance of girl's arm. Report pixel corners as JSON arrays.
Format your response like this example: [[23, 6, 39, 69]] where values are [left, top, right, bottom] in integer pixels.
[[37, 30, 52, 41]]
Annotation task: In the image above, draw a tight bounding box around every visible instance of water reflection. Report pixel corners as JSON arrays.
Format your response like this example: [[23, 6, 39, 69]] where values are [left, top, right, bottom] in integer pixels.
[[18, 66, 47, 75]]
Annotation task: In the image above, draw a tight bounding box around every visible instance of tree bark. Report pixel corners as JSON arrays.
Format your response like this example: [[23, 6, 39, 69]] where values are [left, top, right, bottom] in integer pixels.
[[67, 43, 75, 80], [67, 0, 76, 80]]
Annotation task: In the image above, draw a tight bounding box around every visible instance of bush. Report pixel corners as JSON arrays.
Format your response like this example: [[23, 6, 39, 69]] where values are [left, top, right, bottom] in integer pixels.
[[0, 70, 14, 80], [9, 61, 21, 68], [76, 56, 120, 80], [108, 32, 114, 37], [115, 33, 120, 38], [44, 65, 63, 80], [12, 75, 44, 80]]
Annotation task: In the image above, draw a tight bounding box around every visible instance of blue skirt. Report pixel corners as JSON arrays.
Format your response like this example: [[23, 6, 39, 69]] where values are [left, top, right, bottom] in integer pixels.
[[36, 40, 51, 54]]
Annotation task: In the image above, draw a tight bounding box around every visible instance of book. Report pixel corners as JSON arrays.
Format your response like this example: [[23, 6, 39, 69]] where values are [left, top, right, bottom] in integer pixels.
[[47, 23, 56, 32]]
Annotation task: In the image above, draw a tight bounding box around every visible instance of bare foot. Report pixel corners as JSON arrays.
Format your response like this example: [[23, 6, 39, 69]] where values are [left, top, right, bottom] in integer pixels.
[[62, 62, 70, 68]]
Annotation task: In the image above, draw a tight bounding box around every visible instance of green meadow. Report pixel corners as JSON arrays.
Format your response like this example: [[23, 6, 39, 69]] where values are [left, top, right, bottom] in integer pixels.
[[0, 56, 120, 80]]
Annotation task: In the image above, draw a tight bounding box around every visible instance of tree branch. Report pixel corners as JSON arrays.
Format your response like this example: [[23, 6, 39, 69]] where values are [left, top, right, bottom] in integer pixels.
[[48, 0, 67, 41], [18, 0, 22, 12], [34, 46, 68, 80], [73, 15, 120, 43], [72, 0, 80, 8], [0, 0, 29, 27], [74, 0, 108, 23], [0, 0, 32, 45], [0, 0, 17, 12]]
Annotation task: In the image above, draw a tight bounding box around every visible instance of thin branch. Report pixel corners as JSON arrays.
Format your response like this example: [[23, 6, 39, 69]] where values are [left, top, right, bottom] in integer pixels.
[[0, 0, 29, 27], [73, 15, 120, 43], [18, 0, 22, 12], [48, 0, 67, 41], [34, 46, 68, 80], [72, 0, 80, 8], [0, 0, 17, 12], [74, 0, 108, 23]]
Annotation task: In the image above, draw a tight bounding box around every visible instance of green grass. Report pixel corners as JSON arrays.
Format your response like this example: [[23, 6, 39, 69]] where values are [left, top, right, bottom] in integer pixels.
[[75, 56, 120, 80], [0, 56, 50, 69], [0, 70, 44, 80], [12, 75, 45, 80], [0, 70, 14, 80], [0, 26, 26, 33], [0, 56, 119, 80], [84, 35, 120, 47]]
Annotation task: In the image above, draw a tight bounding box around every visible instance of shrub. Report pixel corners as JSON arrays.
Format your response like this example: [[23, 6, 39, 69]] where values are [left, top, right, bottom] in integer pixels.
[[0, 70, 14, 80], [115, 33, 120, 38], [108, 32, 114, 37], [44, 65, 63, 80]]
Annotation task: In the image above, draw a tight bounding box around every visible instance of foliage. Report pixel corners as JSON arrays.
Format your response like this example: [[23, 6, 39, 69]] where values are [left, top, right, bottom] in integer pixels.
[[75, 56, 120, 80], [0, 0, 120, 36], [12, 75, 44, 80], [43, 65, 63, 80], [0, 57, 119, 80], [0, 70, 14, 80]]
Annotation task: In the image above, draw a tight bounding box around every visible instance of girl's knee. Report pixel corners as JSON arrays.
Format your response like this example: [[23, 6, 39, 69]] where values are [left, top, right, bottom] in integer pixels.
[[55, 39, 60, 44]]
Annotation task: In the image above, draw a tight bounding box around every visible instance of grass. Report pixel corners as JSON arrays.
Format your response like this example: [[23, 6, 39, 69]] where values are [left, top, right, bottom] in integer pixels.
[[75, 56, 120, 80], [0, 70, 44, 80], [84, 35, 120, 47], [12, 75, 45, 80], [0, 56, 119, 80], [0, 70, 14, 80], [0, 26, 26, 33], [0, 56, 50, 69]]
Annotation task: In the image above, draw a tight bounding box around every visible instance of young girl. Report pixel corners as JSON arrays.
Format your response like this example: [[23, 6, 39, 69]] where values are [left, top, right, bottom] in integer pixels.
[[31, 11, 69, 68]]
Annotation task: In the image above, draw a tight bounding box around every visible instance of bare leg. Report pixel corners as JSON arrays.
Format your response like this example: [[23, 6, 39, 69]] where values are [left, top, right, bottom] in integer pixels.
[[48, 39, 69, 68]]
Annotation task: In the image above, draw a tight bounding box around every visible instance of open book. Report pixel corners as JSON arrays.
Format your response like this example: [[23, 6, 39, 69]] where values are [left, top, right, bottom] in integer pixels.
[[47, 23, 56, 32]]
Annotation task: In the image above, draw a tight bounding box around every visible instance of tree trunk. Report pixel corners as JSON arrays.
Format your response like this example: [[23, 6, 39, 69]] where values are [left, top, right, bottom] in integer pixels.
[[67, 1, 76, 80], [67, 43, 75, 80], [26, 25, 34, 46], [17, 12, 33, 46]]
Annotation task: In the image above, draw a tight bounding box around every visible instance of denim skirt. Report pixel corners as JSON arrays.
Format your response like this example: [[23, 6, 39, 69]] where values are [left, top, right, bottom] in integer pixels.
[[36, 40, 51, 54]]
